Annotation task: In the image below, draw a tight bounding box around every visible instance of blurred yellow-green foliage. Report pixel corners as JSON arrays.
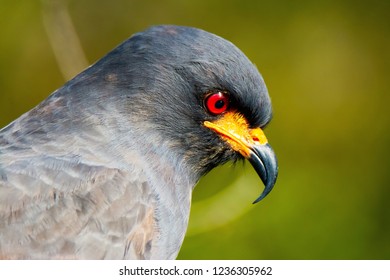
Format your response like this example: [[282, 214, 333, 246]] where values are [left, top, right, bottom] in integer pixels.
[[0, 0, 389, 259]]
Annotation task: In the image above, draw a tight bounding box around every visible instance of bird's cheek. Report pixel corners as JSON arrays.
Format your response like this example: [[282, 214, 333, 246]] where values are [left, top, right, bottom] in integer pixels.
[[203, 111, 262, 157]]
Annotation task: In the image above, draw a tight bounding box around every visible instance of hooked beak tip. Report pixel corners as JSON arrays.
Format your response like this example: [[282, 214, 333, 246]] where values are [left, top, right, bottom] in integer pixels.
[[248, 143, 278, 204]]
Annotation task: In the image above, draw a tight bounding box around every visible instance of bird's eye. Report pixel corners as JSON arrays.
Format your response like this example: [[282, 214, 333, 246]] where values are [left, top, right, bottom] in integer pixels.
[[205, 92, 229, 115]]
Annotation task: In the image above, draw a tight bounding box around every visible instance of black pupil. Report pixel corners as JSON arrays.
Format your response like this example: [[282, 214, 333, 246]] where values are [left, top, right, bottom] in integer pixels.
[[214, 99, 225, 109]]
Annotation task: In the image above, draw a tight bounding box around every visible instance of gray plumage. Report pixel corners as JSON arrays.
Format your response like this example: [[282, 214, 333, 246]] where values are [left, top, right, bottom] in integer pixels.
[[0, 25, 273, 259]]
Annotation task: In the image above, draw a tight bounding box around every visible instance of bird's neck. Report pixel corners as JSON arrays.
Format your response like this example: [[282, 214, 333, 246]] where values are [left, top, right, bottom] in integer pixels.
[[110, 129, 196, 259]]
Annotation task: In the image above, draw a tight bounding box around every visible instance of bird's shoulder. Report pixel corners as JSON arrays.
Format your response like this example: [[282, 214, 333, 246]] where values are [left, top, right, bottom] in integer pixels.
[[0, 143, 158, 259]]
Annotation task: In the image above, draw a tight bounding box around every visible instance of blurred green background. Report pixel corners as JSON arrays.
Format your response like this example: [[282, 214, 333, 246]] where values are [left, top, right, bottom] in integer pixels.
[[0, 0, 389, 259]]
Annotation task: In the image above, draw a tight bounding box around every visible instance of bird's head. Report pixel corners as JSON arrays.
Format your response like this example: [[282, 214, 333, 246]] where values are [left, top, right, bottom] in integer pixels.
[[73, 25, 278, 203]]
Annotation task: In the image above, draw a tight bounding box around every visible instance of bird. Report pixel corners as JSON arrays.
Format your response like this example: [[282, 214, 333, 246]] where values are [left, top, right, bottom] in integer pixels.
[[0, 25, 277, 259]]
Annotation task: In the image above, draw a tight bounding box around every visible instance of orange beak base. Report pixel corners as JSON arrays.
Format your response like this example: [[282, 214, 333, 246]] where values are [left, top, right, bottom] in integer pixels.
[[204, 111, 278, 203]]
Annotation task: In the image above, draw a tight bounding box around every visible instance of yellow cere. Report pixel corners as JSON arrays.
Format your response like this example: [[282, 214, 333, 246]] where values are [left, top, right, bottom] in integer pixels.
[[249, 127, 268, 145], [203, 111, 268, 158]]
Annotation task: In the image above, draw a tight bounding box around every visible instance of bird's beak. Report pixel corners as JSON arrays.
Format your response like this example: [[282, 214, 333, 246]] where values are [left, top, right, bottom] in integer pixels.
[[204, 111, 278, 203]]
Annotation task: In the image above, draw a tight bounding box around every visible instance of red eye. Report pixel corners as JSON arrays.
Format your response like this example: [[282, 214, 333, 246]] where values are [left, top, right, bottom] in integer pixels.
[[205, 92, 229, 115]]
